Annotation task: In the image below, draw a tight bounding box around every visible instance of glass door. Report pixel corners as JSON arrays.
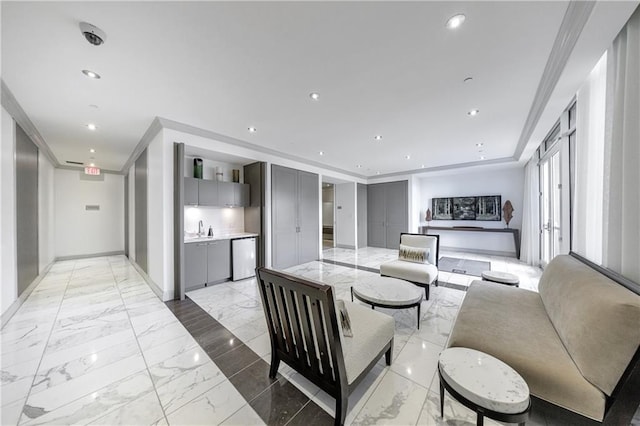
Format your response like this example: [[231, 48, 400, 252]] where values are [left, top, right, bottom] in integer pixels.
[[539, 147, 562, 267]]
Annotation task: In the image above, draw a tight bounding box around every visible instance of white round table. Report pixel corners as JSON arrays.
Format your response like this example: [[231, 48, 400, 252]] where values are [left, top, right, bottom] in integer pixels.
[[438, 347, 530, 425], [351, 276, 423, 328], [481, 270, 520, 287]]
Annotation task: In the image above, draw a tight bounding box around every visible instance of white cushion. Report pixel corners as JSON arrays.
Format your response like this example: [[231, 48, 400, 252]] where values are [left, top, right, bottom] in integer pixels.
[[400, 234, 438, 263], [340, 301, 395, 384], [380, 260, 438, 285]]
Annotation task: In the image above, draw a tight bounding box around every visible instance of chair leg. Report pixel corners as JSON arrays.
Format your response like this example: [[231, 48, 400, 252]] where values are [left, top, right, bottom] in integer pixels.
[[268, 353, 280, 378], [335, 392, 348, 426], [424, 285, 430, 300], [385, 339, 393, 365]]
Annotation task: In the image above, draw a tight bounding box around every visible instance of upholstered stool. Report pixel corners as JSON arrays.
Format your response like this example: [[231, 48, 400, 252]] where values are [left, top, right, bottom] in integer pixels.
[[481, 271, 520, 287]]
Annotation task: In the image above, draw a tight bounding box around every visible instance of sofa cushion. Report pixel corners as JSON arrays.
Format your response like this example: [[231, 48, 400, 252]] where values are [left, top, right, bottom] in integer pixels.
[[447, 281, 606, 421], [399, 244, 429, 264], [380, 260, 438, 285], [341, 301, 395, 384], [538, 255, 640, 396]]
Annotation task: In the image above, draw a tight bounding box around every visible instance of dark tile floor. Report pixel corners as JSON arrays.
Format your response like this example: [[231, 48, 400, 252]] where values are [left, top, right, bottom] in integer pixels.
[[165, 297, 333, 425]]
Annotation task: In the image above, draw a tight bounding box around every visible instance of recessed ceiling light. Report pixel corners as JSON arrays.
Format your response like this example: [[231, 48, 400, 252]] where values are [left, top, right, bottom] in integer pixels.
[[475, 142, 484, 147], [248, 127, 257, 133], [374, 135, 382, 141], [376, 171, 380, 175], [421, 164, 425, 169], [89, 148, 95, 153], [405, 155, 411, 160], [87, 123, 97, 131], [446, 14, 466, 29], [81, 69, 101, 79], [309, 92, 320, 101], [464, 77, 473, 83], [319, 151, 324, 156], [90, 163, 95, 167], [468, 109, 479, 116], [356, 164, 362, 169], [479, 156, 486, 160]]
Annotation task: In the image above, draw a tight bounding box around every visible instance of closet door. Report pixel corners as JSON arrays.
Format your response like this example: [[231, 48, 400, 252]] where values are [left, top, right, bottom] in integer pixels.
[[367, 183, 386, 248], [272, 165, 299, 269], [357, 183, 368, 248], [297, 170, 319, 264], [385, 180, 408, 249]]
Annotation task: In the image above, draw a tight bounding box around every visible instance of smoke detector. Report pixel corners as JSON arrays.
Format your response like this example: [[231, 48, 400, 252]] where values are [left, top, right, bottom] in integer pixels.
[[79, 22, 106, 46]]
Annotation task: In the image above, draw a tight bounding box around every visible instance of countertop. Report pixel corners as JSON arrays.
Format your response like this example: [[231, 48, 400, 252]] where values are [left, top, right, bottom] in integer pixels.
[[184, 232, 258, 244]]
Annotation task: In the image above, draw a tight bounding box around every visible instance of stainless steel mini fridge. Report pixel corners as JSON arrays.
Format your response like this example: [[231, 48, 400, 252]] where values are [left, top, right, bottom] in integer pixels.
[[232, 237, 256, 281]]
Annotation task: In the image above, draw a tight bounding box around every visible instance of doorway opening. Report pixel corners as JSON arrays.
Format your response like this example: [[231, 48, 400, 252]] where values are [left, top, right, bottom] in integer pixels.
[[322, 183, 335, 249]]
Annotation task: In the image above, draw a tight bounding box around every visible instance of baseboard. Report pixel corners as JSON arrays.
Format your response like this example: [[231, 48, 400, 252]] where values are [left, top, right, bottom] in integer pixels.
[[336, 244, 356, 249], [128, 260, 168, 301], [55, 250, 125, 261], [440, 246, 517, 258], [1, 261, 54, 328]]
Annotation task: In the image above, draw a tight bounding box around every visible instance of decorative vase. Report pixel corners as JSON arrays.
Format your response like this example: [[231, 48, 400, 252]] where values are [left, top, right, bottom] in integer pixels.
[[502, 200, 514, 228], [193, 158, 203, 179], [425, 208, 432, 222]]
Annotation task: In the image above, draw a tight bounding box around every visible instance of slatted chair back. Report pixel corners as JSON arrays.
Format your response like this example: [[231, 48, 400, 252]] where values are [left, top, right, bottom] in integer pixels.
[[255, 267, 347, 396]]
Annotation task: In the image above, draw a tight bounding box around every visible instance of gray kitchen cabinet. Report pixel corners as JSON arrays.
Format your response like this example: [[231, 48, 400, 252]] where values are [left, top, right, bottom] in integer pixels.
[[218, 182, 235, 207], [235, 183, 250, 207], [198, 179, 219, 206], [184, 242, 207, 289], [207, 239, 231, 282], [272, 165, 319, 269], [185, 177, 199, 205], [367, 181, 408, 249]]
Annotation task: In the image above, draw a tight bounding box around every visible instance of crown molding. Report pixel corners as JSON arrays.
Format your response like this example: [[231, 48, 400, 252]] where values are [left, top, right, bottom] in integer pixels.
[[513, 0, 595, 160], [119, 116, 163, 174], [1, 80, 60, 167]]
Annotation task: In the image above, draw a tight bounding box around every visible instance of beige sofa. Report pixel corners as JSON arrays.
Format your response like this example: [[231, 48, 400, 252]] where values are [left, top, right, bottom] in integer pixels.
[[447, 254, 640, 423]]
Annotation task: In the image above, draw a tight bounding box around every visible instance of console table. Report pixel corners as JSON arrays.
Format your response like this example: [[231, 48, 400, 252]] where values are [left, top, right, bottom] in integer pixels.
[[420, 226, 520, 259]]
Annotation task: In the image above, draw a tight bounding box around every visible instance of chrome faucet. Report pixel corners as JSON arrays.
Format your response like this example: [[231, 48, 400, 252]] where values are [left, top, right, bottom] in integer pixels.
[[198, 220, 204, 236]]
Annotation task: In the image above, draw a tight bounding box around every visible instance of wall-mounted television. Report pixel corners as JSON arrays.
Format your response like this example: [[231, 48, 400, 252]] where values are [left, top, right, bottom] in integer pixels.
[[432, 195, 502, 221]]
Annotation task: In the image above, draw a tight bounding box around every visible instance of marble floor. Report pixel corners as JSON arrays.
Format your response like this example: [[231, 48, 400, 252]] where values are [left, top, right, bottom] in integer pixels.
[[2, 248, 637, 425]]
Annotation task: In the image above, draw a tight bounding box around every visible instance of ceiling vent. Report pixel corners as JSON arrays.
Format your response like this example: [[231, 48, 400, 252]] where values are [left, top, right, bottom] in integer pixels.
[[66, 160, 84, 165]]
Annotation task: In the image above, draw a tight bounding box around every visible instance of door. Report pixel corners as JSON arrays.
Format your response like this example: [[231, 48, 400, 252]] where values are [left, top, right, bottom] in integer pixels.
[[540, 148, 562, 267], [135, 149, 148, 272], [367, 184, 386, 248], [298, 170, 319, 264], [272, 165, 299, 269], [15, 125, 39, 296], [385, 181, 408, 249]]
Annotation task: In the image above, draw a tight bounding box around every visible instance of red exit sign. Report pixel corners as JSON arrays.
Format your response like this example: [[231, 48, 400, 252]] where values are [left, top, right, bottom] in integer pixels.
[[84, 166, 101, 176]]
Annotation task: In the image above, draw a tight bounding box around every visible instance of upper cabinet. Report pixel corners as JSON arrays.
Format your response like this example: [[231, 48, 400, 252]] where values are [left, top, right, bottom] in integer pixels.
[[183, 177, 249, 207]]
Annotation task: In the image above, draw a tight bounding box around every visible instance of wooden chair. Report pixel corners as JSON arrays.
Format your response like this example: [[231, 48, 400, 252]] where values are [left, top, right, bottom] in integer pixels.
[[255, 267, 395, 425]]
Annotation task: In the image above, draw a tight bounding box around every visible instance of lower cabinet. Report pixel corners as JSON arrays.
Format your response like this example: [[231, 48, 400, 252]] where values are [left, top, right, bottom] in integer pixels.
[[184, 239, 231, 290]]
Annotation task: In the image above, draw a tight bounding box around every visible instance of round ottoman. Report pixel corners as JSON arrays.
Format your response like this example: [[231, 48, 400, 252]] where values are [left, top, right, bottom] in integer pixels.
[[481, 270, 520, 287]]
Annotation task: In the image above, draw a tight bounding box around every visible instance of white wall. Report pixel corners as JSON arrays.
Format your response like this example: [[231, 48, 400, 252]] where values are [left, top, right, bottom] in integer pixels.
[[335, 183, 356, 248], [418, 165, 525, 255], [1, 106, 17, 314], [54, 169, 124, 258], [38, 151, 55, 271], [147, 130, 174, 299]]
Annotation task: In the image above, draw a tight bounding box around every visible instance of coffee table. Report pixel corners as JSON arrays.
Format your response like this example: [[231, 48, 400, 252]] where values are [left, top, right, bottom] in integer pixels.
[[351, 276, 423, 328], [481, 270, 520, 287], [438, 347, 530, 425]]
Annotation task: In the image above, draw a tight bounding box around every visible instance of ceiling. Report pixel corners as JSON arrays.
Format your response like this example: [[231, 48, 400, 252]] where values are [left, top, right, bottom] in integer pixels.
[[2, 2, 637, 177]]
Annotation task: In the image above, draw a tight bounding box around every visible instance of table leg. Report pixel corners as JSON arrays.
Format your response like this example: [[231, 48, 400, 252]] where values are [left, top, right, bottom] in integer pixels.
[[477, 412, 484, 426], [439, 379, 444, 418]]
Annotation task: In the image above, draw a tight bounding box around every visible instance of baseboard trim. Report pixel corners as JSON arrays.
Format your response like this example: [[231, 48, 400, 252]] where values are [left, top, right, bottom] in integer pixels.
[[55, 250, 125, 261], [1, 261, 54, 328], [336, 244, 356, 249], [128, 260, 168, 301], [440, 246, 517, 258]]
